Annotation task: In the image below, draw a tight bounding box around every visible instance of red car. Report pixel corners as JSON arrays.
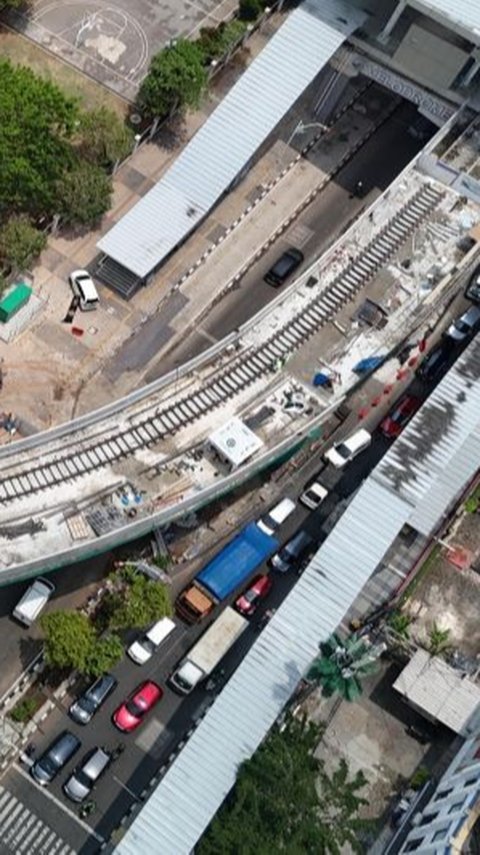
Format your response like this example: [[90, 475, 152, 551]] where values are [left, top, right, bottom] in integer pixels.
[[380, 394, 421, 438], [113, 681, 163, 732], [235, 574, 273, 617]]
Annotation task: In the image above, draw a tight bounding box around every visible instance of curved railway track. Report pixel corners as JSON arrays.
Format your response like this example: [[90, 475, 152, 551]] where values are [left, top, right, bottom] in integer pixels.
[[0, 183, 443, 505]]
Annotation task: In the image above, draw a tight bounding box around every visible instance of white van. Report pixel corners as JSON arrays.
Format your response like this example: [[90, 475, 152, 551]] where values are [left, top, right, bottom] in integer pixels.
[[13, 577, 55, 627], [127, 617, 176, 665], [69, 270, 99, 311], [257, 498, 296, 537], [324, 428, 372, 469]]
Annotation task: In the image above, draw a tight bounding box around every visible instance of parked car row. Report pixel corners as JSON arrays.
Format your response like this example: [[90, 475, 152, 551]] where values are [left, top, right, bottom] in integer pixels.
[[30, 676, 163, 802]]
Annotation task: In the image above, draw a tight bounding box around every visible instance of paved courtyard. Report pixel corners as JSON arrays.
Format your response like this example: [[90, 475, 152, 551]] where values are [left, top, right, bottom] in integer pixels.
[[5, 0, 238, 99]]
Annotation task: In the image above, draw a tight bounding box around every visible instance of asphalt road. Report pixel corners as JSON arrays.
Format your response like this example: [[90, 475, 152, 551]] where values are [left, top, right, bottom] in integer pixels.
[[0, 306, 474, 853], [147, 100, 427, 378]]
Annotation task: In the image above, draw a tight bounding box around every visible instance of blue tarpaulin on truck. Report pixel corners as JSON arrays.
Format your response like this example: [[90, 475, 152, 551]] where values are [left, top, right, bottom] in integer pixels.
[[197, 522, 279, 601]]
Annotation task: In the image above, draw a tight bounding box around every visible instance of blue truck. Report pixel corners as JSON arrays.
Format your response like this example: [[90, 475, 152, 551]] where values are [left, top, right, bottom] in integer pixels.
[[175, 522, 278, 624]]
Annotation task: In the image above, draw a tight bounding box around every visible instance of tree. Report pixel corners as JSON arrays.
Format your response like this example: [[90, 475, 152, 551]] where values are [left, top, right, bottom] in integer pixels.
[[0, 215, 47, 272], [137, 39, 207, 118], [197, 20, 247, 63], [105, 565, 172, 630], [41, 611, 96, 674], [40, 610, 123, 677], [198, 715, 369, 854], [84, 633, 124, 677], [307, 633, 383, 702], [75, 107, 133, 169], [0, 60, 77, 221], [239, 0, 263, 21], [56, 160, 112, 227], [0, 0, 30, 7]]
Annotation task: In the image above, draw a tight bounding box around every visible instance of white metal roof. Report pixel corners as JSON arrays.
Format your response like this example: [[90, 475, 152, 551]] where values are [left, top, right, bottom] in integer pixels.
[[114, 478, 409, 855], [394, 649, 480, 735], [375, 336, 480, 536], [407, 0, 480, 41], [97, 0, 366, 278], [208, 417, 263, 468], [114, 335, 480, 855]]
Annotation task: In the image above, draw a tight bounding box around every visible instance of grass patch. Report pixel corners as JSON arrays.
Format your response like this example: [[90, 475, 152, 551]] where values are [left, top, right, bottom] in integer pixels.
[[399, 544, 441, 605], [0, 25, 128, 116], [9, 691, 44, 723]]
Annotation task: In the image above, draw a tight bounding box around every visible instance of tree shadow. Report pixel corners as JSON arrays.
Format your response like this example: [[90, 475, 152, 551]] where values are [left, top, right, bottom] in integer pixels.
[[153, 113, 189, 153]]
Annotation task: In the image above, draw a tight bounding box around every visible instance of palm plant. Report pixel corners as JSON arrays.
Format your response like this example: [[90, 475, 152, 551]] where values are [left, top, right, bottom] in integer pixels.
[[428, 622, 452, 656], [307, 633, 384, 702]]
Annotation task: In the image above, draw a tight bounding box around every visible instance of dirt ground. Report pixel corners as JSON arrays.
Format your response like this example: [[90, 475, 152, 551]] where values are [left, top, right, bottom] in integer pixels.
[[406, 507, 480, 656], [302, 662, 452, 823]]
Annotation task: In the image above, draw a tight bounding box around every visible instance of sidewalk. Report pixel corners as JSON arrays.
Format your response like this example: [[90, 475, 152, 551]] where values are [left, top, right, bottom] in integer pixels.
[[0, 16, 282, 430]]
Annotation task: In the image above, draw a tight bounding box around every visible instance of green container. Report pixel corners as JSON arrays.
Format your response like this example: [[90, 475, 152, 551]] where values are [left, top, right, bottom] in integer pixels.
[[0, 283, 32, 323]]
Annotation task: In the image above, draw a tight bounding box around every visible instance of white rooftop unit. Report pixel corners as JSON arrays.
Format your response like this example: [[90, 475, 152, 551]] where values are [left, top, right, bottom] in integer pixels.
[[208, 417, 263, 468]]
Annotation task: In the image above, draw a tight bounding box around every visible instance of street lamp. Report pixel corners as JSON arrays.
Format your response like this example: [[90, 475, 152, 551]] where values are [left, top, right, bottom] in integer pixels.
[[286, 119, 329, 148]]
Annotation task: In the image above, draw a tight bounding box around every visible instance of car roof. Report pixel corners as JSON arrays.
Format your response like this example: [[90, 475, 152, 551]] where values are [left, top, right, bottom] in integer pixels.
[[134, 681, 162, 701]]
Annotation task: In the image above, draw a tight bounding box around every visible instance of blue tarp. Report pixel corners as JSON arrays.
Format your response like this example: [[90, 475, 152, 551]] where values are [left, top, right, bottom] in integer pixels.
[[197, 522, 278, 600], [353, 355, 386, 375]]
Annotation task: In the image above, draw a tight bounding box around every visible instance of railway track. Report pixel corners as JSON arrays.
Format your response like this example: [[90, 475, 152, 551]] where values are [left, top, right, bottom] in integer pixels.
[[0, 183, 443, 504]]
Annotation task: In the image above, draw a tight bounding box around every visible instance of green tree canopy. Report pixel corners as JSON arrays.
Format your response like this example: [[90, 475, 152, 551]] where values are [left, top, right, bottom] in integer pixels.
[[84, 633, 124, 677], [105, 565, 172, 630], [56, 160, 112, 227], [40, 610, 123, 677], [199, 715, 369, 854], [75, 107, 133, 169], [0, 60, 77, 221], [40, 611, 96, 673], [239, 0, 263, 21], [0, 215, 47, 272], [197, 20, 247, 63], [137, 39, 207, 118]]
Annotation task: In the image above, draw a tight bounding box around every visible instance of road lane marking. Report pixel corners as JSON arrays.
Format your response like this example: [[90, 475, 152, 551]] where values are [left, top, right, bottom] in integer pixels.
[[13, 764, 105, 844]]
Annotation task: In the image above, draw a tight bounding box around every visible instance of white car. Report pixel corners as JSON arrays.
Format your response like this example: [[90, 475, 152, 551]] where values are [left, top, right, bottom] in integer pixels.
[[324, 428, 372, 469], [69, 269, 99, 311], [299, 481, 329, 510], [446, 305, 480, 342]]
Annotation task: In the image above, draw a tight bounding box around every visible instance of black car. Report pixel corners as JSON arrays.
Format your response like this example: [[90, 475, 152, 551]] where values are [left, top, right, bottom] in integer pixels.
[[69, 673, 118, 725], [415, 343, 452, 381], [31, 731, 81, 786], [264, 248, 304, 287]]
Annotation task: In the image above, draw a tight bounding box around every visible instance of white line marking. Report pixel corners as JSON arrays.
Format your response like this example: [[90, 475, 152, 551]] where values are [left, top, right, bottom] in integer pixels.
[[13, 764, 105, 844]]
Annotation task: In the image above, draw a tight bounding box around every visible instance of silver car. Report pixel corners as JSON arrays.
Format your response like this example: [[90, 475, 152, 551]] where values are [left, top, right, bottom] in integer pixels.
[[69, 674, 117, 725], [446, 305, 480, 342], [63, 747, 111, 802]]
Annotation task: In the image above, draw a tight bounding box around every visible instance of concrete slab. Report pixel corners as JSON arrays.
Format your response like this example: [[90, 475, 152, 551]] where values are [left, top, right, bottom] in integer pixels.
[[5, 0, 238, 100]]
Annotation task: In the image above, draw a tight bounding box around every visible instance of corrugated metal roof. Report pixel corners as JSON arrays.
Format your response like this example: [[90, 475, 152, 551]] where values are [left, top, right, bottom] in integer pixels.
[[374, 336, 480, 535], [114, 479, 409, 855], [97, 0, 366, 278], [393, 649, 480, 735], [408, 0, 480, 39], [115, 336, 480, 855]]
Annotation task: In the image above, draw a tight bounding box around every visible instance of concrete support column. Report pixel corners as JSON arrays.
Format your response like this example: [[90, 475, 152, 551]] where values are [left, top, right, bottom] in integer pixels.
[[377, 0, 406, 44], [463, 58, 480, 87]]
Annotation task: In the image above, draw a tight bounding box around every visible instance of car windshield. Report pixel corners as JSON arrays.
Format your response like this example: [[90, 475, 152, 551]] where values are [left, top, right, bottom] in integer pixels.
[[79, 696, 97, 713], [334, 442, 350, 459], [242, 588, 259, 604], [305, 489, 319, 503], [454, 319, 470, 333], [38, 756, 58, 776], [75, 769, 94, 787], [141, 638, 156, 655], [126, 698, 146, 717]]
